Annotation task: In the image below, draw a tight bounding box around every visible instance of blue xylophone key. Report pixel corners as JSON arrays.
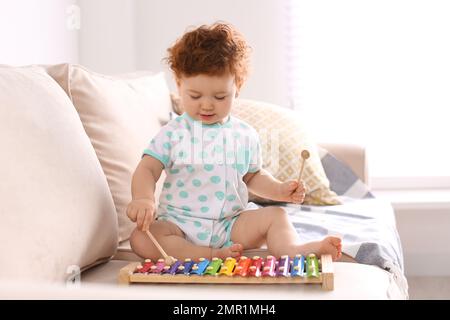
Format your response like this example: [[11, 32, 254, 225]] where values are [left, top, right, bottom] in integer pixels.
[[290, 254, 305, 277], [190, 258, 210, 275], [176, 258, 195, 275]]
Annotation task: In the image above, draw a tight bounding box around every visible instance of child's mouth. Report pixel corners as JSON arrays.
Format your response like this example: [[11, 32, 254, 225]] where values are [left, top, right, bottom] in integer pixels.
[[200, 114, 215, 120]]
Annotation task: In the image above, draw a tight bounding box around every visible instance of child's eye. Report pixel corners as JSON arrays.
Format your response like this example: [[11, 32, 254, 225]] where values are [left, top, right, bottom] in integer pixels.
[[190, 95, 201, 100], [215, 96, 226, 100]]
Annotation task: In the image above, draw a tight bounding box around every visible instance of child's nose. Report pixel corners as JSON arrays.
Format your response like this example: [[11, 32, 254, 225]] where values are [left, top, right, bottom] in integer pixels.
[[201, 99, 214, 110]]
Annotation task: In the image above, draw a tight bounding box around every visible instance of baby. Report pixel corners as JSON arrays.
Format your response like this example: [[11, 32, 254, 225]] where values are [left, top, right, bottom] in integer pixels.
[[127, 22, 342, 262]]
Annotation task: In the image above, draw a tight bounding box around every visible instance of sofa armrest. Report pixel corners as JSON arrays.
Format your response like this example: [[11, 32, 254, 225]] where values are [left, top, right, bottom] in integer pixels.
[[318, 142, 369, 187]]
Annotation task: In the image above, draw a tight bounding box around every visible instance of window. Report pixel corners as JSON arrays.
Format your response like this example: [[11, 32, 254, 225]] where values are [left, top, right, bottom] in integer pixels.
[[286, 0, 450, 188]]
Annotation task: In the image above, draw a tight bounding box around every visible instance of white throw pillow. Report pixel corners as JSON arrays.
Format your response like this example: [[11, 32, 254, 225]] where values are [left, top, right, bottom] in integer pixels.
[[45, 64, 171, 242], [0, 65, 118, 283]]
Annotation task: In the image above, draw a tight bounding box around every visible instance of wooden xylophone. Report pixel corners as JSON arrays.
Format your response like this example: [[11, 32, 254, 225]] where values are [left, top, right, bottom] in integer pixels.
[[118, 253, 334, 290]]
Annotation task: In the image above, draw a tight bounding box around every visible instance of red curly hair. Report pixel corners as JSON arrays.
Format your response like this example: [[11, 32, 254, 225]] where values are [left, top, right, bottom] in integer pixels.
[[166, 22, 251, 90]]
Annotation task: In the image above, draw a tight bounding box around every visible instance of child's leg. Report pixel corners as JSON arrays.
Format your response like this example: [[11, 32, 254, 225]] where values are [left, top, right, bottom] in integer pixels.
[[130, 220, 242, 261], [230, 206, 342, 260]]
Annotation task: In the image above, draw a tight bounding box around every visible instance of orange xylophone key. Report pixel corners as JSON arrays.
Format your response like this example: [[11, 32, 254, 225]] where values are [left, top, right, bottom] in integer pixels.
[[233, 256, 252, 277]]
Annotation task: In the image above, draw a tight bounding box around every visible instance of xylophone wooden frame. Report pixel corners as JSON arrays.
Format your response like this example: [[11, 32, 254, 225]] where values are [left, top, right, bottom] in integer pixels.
[[118, 254, 334, 291]]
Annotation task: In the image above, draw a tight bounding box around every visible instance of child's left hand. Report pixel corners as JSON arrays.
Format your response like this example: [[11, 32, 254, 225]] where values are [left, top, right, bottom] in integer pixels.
[[278, 180, 306, 204]]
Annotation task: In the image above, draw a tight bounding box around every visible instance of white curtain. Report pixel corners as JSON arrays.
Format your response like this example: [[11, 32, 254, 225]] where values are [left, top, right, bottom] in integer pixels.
[[285, 0, 450, 185]]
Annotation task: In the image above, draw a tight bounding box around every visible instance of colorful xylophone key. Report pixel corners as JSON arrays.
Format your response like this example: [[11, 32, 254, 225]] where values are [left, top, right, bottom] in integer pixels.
[[233, 256, 251, 277], [276, 255, 290, 277], [136, 259, 154, 273], [191, 258, 210, 275], [290, 254, 305, 277], [204, 257, 223, 276], [306, 253, 319, 278], [163, 259, 182, 275], [248, 256, 263, 277], [219, 257, 237, 276], [262, 255, 277, 277]]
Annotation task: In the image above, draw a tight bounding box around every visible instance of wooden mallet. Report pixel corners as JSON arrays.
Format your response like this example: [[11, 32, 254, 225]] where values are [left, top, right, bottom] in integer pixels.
[[145, 230, 177, 265], [298, 149, 310, 182]]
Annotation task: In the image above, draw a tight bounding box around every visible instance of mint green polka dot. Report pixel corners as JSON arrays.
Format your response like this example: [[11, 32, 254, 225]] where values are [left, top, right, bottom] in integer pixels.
[[192, 179, 202, 187], [204, 164, 214, 171], [197, 232, 209, 240], [215, 191, 225, 200], [181, 205, 191, 211], [191, 137, 199, 144], [163, 142, 171, 150], [232, 205, 241, 211], [167, 204, 175, 211], [214, 145, 223, 153], [226, 151, 235, 158], [169, 168, 180, 174], [210, 176, 221, 184], [175, 117, 182, 123], [166, 131, 173, 138], [178, 150, 187, 159], [186, 165, 195, 173], [163, 182, 172, 189], [211, 235, 220, 243], [201, 207, 209, 213], [207, 130, 218, 139], [226, 194, 237, 201], [233, 132, 241, 139], [224, 122, 232, 128], [198, 195, 208, 202], [193, 221, 202, 228], [176, 180, 184, 188], [198, 151, 208, 159], [175, 217, 186, 223], [182, 211, 191, 217], [179, 191, 189, 198], [165, 194, 173, 201]]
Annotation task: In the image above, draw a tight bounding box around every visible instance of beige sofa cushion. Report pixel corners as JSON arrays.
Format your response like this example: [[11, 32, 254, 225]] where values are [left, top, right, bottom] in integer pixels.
[[45, 64, 171, 242], [0, 65, 118, 283], [231, 99, 340, 205]]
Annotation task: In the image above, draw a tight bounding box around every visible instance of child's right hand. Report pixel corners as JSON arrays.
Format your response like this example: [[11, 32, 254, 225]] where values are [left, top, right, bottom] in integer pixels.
[[126, 198, 156, 231]]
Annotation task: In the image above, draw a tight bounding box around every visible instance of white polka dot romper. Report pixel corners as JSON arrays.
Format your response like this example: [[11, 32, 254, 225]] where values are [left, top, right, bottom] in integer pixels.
[[143, 112, 262, 248]]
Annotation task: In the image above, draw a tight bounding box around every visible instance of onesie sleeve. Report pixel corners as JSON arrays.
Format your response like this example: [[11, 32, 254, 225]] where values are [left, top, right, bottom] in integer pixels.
[[142, 125, 174, 168], [248, 130, 263, 173]]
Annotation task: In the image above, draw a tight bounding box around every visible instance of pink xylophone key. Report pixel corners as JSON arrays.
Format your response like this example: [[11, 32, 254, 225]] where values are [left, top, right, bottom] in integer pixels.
[[262, 255, 277, 277], [150, 258, 166, 273]]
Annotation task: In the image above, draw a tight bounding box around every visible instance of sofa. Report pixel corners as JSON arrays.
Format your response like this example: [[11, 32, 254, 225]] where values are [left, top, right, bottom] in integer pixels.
[[0, 64, 406, 299]]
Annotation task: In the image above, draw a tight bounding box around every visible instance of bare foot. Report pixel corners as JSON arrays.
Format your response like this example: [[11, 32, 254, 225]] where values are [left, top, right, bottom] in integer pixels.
[[296, 236, 342, 261], [212, 243, 243, 260]]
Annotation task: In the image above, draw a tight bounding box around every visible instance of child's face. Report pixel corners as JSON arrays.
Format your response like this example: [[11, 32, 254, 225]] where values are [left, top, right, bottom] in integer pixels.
[[177, 73, 237, 125]]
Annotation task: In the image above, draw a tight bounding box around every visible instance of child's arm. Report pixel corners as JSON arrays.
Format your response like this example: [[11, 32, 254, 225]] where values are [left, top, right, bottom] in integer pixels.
[[127, 156, 164, 231], [244, 169, 305, 204]]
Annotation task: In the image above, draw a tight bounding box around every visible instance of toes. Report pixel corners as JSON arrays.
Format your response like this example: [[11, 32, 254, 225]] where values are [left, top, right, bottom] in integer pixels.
[[328, 236, 342, 246], [230, 243, 243, 252]]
